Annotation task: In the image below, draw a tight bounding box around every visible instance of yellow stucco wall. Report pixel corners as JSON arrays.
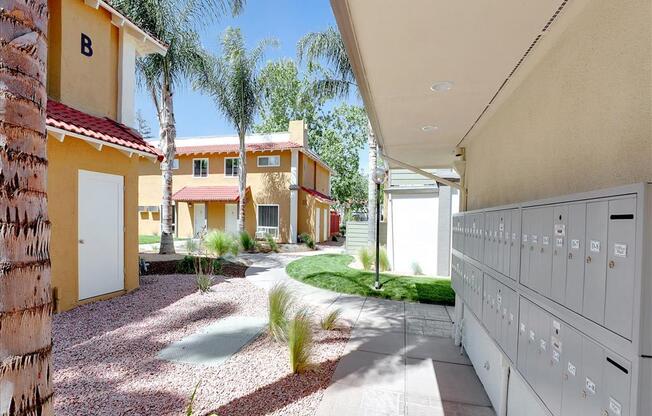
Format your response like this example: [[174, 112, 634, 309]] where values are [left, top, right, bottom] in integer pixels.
[[48, 135, 139, 312], [297, 191, 330, 243], [47, 0, 119, 119], [463, 0, 652, 210], [139, 150, 302, 242]]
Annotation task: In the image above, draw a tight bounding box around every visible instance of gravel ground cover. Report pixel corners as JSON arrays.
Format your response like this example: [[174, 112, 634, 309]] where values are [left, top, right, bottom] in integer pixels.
[[53, 274, 350, 416]]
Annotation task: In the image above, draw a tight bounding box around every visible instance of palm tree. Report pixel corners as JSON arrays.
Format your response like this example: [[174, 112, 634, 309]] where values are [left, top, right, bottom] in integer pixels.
[[297, 27, 379, 244], [0, 1, 54, 414], [112, 0, 244, 254], [195, 27, 277, 232]]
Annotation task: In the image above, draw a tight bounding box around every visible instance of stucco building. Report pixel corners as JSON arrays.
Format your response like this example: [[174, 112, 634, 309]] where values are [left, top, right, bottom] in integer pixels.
[[138, 121, 333, 244], [46, 0, 165, 311]]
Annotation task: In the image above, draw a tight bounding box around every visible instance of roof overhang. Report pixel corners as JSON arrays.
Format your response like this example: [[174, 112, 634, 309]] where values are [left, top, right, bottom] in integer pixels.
[[331, 0, 587, 168], [84, 0, 168, 56]]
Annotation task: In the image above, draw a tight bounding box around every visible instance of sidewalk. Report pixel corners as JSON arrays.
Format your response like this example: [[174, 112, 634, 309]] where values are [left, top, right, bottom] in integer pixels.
[[244, 250, 495, 416]]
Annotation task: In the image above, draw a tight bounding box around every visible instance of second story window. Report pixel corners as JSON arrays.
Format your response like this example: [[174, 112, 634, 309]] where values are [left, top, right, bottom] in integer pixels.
[[225, 157, 240, 177], [257, 155, 280, 167], [193, 158, 208, 177]]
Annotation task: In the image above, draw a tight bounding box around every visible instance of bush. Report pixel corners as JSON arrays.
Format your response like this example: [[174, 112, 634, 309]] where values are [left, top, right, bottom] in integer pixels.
[[411, 261, 424, 275], [320, 308, 342, 331], [196, 274, 213, 293], [299, 233, 315, 250], [268, 284, 293, 342], [358, 247, 373, 270], [240, 231, 257, 252], [266, 234, 279, 253], [185, 238, 200, 254], [229, 240, 240, 256], [176, 256, 221, 275], [288, 309, 313, 374], [204, 230, 235, 257]]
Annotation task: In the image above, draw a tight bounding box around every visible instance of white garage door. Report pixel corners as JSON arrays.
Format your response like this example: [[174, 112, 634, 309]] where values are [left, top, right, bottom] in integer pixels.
[[78, 170, 124, 300]]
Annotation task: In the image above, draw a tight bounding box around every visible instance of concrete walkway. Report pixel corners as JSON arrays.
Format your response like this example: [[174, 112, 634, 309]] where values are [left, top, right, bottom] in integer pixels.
[[244, 249, 495, 416]]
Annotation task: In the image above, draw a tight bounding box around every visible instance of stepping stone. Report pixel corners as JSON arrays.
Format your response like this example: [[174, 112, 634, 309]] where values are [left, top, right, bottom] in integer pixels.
[[158, 316, 267, 366]]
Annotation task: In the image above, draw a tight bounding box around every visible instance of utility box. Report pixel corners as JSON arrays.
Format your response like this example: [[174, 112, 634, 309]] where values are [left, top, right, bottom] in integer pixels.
[[451, 183, 652, 416]]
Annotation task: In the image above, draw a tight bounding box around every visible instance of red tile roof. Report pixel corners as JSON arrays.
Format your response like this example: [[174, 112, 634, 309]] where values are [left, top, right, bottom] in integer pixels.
[[300, 186, 334, 204], [46, 99, 160, 157], [176, 141, 302, 155], [172, 186, 250, 202]]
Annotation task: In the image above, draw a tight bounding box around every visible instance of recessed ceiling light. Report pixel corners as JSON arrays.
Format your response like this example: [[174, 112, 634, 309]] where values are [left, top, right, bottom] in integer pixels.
[[421, 125, 438, 132], [430, 81, 454, 92]]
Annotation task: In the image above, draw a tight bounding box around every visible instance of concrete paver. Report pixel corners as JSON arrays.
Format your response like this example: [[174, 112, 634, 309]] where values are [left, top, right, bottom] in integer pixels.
[[243, 249, 494, 416]]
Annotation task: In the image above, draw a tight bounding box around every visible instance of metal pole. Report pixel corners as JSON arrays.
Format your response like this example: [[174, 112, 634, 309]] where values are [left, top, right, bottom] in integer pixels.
[[374, 182, 381, 290]]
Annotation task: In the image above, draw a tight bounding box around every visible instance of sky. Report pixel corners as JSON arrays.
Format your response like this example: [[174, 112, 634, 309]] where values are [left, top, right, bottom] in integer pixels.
[[135, 0, 370, 170]]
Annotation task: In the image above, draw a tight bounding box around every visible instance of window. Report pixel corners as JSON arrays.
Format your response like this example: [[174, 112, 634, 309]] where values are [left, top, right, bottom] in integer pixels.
[[172, 159, 179, 170], [225, 157, 240, 177], [257, 155, 280, 167], [257, 205, 279, 239], [192, 158, 208, 177]]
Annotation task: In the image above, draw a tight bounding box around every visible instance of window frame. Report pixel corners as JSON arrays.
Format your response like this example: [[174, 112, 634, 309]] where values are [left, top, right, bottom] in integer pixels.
[[257, 155, 281, 168], [256, 204, 280, 239], [192, 158, 209, 178], [172, 158, 180, 170], [224, 157, 240, 177]]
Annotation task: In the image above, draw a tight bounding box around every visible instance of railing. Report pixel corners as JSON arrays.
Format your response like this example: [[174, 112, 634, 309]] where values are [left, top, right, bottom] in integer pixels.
[[256, 226, 279, 239]]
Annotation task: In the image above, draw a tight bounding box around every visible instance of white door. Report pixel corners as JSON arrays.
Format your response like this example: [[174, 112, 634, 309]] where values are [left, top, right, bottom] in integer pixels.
[[314, 208, 321, 242], [78, 170, 124, 300], [194, 203, 206, 237], [323, 208, 328, 241], [225, 203, 238, 234]]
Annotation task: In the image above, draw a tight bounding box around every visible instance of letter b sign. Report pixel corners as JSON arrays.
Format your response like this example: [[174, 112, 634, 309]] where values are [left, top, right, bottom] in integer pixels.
[[81, 33, 93, 57]]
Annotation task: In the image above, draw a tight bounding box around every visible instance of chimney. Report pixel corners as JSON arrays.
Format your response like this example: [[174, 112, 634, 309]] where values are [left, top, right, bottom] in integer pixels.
[[288, 120, 307, 148]]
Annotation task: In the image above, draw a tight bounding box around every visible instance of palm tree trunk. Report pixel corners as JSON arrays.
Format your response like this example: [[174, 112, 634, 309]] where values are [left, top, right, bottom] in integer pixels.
[[237, 129, 246, 232], [159, 80, 176, 254], [366, 122, 377, 244], [0, 1, 54, 414]]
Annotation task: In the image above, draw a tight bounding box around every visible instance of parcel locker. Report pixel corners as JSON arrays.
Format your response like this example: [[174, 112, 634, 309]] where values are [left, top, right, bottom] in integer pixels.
[[517, 297, 532, 377], [501, 286, 518, 362], [531, 304, 552, 407], [533, 206, 553, 298], [604, 197, 636, 339], [520, 209, 534, 288], [509, 208, 520, 280], [582, 200, 609, 325], [565, 202, 586, 314], [560, 325, 584, 416], [550, 204, 569, 305], [539, 314, 563, 416]]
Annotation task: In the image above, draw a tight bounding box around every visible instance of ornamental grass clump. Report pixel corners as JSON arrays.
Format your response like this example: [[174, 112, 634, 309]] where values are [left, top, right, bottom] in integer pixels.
[[299, 233, 315, 250], [358, 246, 373, 270], [240, 231, 257, 252], [266, 233, 279, 252], [204, 229, 235, 257], [411, 261, 424, 276], [320, 308, 342, 331], [288, 309, 313, 373], [378, 246, 391, 272], [196, 274, 213, 294], [268, 284, 294, 342]]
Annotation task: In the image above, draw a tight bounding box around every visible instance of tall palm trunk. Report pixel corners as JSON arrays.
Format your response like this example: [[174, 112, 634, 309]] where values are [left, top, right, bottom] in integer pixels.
[[366, 123, 377, 244], [237, 129, 246, 232], [0, 1, 54, 414], [159, 80, 176, 253]]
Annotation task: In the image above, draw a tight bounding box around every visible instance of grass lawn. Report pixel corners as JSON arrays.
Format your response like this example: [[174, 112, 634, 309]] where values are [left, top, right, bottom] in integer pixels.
[[138, 235, 161, 244], [286, 254, 455, 305]]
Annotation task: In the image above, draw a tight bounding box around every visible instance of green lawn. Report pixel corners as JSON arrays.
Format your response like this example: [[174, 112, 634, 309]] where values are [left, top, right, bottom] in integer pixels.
[[286, 254, 455, 305], [139, 235, 161, 244]]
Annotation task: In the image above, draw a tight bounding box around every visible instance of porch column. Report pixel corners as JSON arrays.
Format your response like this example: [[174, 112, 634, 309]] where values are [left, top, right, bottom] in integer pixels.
[[289, 149, 299, 243]]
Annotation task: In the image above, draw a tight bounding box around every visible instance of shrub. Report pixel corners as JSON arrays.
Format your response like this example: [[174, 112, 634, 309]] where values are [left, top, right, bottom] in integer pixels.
[[288, 309, 313, 373], [176, 256, 221, 275], [204, 230, 235, 257], [268, 284, 293, 342], [229, 240, 240, 256], [185, 238, 200, 254], [240, 231, 257, 252], [266, 234, 279, 253], [299, 233, 315, 250], [320, 308, 342, 330], [411, 261, 424, 275], [358, 247, 373, 270], [378, 246, 391, 272], [196, 274, 213, 293]]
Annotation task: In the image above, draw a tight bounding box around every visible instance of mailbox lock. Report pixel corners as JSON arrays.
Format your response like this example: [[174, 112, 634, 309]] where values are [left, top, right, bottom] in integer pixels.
[[568, 252, 573, 260], [601, 410, 608, 416], [540, 247, 544, 253], [563, 373, 569, 381], [581, 390, 587, 399], [608, 260, 615, 269], [586, 256, 592, 264], [530, 246, 534, 251]]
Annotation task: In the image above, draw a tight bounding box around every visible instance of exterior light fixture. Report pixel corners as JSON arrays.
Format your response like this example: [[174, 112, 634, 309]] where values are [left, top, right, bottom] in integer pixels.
[[430, 81, 454, 92], [421, 125, 438, 132], [371, 166, 387, 290]]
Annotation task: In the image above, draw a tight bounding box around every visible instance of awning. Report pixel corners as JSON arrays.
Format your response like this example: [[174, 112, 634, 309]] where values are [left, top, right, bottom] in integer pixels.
[[300, 186, 335, 204], [172, 186, 249, 202]]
